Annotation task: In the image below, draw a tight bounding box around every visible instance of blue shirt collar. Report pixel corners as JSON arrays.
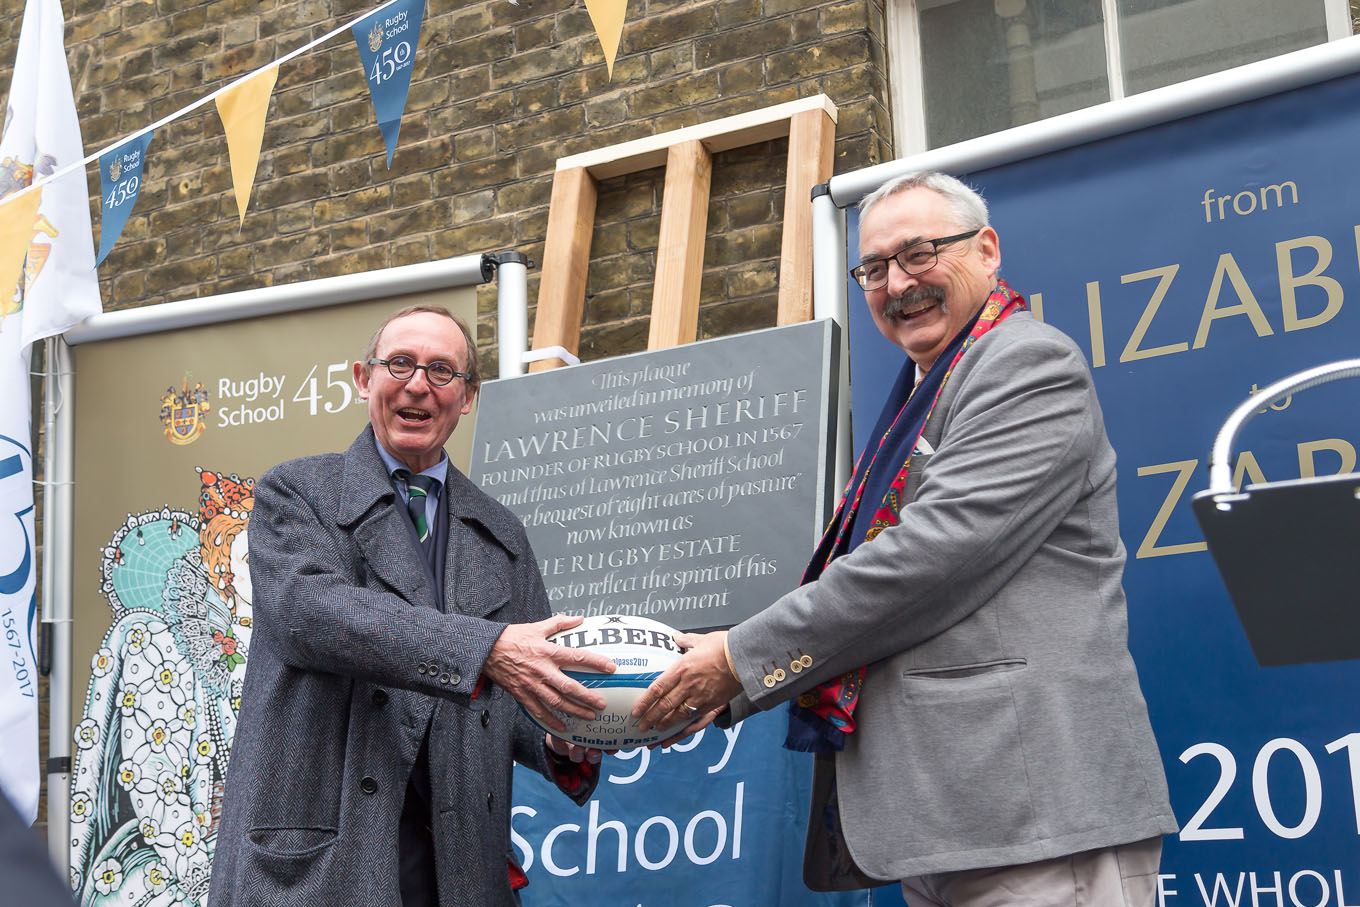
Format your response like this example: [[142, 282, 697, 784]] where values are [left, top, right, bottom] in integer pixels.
[[374, 441, 449, 491]]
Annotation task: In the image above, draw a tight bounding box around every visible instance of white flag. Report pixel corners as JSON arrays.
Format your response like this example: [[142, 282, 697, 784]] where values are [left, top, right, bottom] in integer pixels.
[[0, 0, 103, 824], [0, 345, 40, 824], [1, 0, 102, 345]]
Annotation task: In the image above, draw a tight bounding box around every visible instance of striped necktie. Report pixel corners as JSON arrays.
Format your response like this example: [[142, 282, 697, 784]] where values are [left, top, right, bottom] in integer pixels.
[[393, 469, 440, 543]]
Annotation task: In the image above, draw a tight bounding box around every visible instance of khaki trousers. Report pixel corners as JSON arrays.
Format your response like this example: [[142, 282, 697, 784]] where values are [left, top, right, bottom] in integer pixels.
[[900, 836, 1164, 907]]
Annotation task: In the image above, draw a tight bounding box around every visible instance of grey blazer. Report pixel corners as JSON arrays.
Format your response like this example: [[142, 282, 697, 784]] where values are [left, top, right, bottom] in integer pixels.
[[207, 428, 592, 907], [725, 312, 1178, 887]]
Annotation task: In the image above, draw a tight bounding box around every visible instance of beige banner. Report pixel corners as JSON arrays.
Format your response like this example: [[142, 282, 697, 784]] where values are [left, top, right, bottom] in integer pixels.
[[66, 284, 476, 902]]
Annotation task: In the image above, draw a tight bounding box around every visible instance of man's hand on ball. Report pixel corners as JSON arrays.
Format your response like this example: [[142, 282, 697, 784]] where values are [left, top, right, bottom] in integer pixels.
[[483, 614, 615, 731], [632, 630, 740, 731], [544, 733, 606, 764], [649, 706, 726, 749]]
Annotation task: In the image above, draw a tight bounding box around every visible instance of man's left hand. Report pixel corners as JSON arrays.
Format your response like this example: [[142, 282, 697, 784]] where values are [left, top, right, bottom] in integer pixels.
[[633, 630, 742, 731]]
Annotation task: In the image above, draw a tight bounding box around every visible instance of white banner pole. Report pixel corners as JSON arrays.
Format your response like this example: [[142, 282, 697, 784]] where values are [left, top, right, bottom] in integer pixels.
[[811, 184, 852, 504], [43, 335, 74, 865], [494, 252, 529, 380]]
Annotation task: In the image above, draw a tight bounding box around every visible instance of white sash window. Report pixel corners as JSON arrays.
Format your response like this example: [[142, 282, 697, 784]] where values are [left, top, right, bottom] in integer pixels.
[[888, 0, 1354, 153]]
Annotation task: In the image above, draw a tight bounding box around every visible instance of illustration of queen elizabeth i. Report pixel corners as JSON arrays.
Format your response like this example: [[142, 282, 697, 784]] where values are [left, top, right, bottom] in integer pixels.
[[70, 469, 254, 905]]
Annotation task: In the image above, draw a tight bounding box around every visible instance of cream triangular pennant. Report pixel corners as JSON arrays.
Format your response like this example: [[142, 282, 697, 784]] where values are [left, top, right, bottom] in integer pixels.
[[585, 0, 628, 79], [215, 65, 279, 226], [0, 188, 44, 322]]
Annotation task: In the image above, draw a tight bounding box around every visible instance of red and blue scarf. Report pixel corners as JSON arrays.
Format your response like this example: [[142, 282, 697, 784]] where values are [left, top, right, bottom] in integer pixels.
[[785, 281, 1026, 753]]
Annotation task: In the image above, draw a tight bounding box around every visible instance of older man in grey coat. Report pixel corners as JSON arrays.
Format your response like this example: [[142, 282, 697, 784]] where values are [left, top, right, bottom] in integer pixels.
[[636, 173, 1179, 905], [207, 306, 615, 907]]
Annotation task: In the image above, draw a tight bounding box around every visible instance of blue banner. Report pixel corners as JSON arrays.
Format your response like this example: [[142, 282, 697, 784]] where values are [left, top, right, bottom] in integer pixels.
[[95, 130, 152, 266], [512, 710, 873, 906], [847, 71, 1360, 906], [351, 0, 425, 167]]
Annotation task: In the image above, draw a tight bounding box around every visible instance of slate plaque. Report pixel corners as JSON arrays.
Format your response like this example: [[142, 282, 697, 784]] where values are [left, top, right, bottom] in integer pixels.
[[470, 320, 839, 630]]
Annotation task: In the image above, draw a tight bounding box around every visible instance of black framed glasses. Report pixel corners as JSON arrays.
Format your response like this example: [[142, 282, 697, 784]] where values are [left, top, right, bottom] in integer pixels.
[[369, 356, 470, 387], [850, 229, 981, 291]]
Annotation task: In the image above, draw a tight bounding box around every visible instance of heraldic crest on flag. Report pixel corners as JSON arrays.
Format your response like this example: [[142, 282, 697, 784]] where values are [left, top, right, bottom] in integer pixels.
[[0, 144, 60, 318]]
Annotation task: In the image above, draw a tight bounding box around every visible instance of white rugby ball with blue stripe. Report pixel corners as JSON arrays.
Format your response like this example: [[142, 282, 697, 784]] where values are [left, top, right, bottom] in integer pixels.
[[537, 614, 688, 749]]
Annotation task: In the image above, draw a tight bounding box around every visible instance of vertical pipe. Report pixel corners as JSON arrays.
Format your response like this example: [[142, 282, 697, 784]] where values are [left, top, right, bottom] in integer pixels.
[[1322, 0, 1351, 41], [995, 0, 1040, 126], [811, 185, 853, 509], [811, 185, 847, 325], [495, 252, 529, 379], [1102, 0, 1126, 101], [43, 336, 73, 864]]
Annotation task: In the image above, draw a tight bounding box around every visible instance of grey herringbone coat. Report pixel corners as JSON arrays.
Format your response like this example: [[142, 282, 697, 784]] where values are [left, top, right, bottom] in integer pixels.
[[207, 428, 590, 907]]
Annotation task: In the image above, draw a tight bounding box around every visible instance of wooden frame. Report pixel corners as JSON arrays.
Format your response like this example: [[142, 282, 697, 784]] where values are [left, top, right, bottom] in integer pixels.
[[529, 95, 838, 371]]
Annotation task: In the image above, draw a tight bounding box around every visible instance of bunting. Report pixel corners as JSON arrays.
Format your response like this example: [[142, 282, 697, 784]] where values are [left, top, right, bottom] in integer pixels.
[[95, 131, 153, 266], [351, 0, 426, 167], [215, 67, 278, 227], [4, 0, 654, 269], [585, 0, 629, 79], [5, 0, 408, 266], [5, 0, 646, 267]]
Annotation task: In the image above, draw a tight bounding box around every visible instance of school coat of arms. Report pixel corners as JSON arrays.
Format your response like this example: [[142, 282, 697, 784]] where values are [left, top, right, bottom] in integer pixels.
[[159, 379, 212, 446]]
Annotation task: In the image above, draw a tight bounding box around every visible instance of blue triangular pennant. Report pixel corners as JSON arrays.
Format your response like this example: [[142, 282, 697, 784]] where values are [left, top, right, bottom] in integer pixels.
[[351, 0, 426, 168], [95, 130, 153, 266]]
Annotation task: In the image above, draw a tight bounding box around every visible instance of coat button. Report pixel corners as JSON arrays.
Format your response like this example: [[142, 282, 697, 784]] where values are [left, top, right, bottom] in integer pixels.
[[449, 672, 462, 686], [372, 689, 389, 707], [481, 709, 491, 727], [438, 673, 450, 685], [800, 655, 813, 668], [763, 675, 776, 688], [417, 663, 428, 675], [360, 776, 378, 794], [486, 792, 494, 812], [773, 668, 786, 682]]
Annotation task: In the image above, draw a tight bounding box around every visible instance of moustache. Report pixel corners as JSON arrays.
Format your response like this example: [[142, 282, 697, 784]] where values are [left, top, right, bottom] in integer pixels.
[[883, 285, 945, 319]]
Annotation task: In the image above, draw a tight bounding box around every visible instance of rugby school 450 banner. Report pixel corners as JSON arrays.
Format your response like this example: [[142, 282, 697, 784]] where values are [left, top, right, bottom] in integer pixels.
[[1, 0, 431, 277]]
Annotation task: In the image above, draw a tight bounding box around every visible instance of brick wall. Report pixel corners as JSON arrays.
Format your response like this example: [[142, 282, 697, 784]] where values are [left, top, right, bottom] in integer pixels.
[[1, 0, 892, 375]]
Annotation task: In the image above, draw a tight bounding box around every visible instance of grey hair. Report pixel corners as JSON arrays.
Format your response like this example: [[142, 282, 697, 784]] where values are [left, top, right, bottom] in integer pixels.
[[857, 171, 989, 231]]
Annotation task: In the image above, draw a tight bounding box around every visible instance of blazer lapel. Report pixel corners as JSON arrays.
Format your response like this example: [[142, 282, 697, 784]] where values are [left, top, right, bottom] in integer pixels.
[[338, 427, 438, 610]]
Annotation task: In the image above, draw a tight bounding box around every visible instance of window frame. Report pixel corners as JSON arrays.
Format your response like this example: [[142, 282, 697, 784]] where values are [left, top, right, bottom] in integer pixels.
[[886, 0, 1355, 155]]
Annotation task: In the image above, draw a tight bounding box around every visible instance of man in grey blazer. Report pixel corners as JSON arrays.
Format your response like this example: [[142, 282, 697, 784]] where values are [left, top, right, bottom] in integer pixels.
[[207, 306, 615, 907], [636, 172, 1179, 905]]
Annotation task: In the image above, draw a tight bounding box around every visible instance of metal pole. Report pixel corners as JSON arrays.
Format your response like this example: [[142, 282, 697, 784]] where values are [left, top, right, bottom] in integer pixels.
[[494, 252, 529, 379], [64, 255, 490, 345], [42, 336, 73, 864], [1206, 359, 1360, 496], [811, 184, 847, 325], [811, 184, 853, 499]]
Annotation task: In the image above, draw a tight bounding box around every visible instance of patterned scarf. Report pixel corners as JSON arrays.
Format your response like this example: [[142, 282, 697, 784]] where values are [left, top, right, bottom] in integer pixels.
[[785, 281, 1026, 753]]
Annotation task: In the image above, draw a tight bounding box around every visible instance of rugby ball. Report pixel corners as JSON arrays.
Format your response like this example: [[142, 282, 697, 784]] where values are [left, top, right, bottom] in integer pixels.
[[534, 614, 688, 749]]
